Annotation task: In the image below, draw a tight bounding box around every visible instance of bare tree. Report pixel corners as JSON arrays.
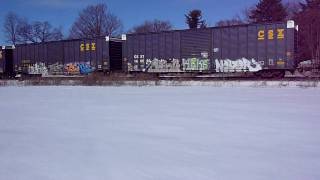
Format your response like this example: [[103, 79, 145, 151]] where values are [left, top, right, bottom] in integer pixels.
[[105, 13, 123, 36], [130, 19, 173, 33], [3, 12, 21, 45], [215, 16, 244, 27], [242, 5, 256, 23], [16, 18, 35, 43], [17, 20, 63, 43], [69, 3, 123, 39], [33, 21, 63, 42]]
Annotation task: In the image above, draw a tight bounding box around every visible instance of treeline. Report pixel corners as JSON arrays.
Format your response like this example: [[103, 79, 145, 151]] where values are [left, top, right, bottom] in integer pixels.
[[2, 0, 320, 63], [2, 4, 122, 45]]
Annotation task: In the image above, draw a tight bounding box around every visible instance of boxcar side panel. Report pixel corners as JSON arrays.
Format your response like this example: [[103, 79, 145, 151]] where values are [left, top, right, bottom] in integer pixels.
[[13, 38, 108, 75], [0, 48, 4, 74]]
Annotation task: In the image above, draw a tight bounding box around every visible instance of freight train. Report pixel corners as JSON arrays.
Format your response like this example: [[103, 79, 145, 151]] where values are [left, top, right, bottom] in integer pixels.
[[0, 21, 298, 78]]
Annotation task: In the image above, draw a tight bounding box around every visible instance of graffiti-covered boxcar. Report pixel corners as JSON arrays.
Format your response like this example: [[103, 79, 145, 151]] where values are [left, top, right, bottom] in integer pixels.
[[0, 46, 15, 78], [3, 21, 299, 78], [122, 21, 297, 77], [13, 37, 123, 76]]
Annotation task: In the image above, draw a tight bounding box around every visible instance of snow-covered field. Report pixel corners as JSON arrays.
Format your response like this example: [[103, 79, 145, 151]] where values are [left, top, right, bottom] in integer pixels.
[[0, 86, 319, 180]]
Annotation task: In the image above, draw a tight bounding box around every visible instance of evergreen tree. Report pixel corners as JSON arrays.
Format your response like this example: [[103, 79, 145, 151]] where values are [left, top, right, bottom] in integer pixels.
[[249, 0, 288, 23], [295, 0, 320, 68], [185, 10, 206, 29]]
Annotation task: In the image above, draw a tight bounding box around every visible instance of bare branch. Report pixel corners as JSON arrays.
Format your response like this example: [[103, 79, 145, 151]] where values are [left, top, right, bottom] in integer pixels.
[[69, 3, 123, 39], [215, 16, 244, 27], [3, 12, 21, 45], [130, 19, 173, 33]]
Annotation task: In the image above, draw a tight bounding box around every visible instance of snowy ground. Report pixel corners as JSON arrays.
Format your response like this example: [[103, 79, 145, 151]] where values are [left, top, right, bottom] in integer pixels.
[[0, 86, 320, 180]]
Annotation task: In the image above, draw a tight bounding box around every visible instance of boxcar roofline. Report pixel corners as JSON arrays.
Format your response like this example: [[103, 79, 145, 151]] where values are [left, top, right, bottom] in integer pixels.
[[14, 36, 123, 47], [125, 21, 294, 37]]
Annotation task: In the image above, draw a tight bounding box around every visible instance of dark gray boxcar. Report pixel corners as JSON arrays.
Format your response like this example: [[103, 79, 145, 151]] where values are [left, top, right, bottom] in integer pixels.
[[123, 21, 297, 73], [0, 46, 14, 77], [13, 36, 123, 75], [0, 46, 4, 74]]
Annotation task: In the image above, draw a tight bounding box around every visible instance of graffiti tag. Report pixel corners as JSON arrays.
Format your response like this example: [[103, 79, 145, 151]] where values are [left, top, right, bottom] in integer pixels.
[[65, 63, 95, 75], [146, 58, 181, 72], [48, 62, 64, 75], [28, 62, 48, 76], [182, 58, 209, 71], [215, 58, 262, 72]]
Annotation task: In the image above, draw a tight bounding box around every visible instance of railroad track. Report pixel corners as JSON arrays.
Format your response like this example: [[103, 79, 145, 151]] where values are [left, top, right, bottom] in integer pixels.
[[1, 72, 319, 82], [158, 75, 320, 81]]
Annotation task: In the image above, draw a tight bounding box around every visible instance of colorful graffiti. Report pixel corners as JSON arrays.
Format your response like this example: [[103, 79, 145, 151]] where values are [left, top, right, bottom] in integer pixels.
[[18, 61, 95, 76], [65, 63, 80, 75], [64, 63, 95, 75], [182, 58, 209, 71], [214, 58, 262, 72], [78, 63, 95, 74]]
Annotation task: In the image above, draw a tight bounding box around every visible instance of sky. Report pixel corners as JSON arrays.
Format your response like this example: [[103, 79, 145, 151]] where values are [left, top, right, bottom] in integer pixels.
[[0, 0, 260, 45]]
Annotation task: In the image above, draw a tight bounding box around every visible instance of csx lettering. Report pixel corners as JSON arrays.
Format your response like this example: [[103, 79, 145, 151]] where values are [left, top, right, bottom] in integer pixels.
[[86, 43, 90, 51], [258, 30, 265, 40], [80, 43, 96, 51], [258, 29, 285, 40], [277, 29, 284, 39], [91, 43, 96, 51], [268, 30, 274, 40], [80, 44, 85, 51]]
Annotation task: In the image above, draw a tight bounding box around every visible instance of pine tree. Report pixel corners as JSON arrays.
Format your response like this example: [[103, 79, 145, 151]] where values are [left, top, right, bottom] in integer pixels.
[[249, 0, 288, 23], [295, 0, 320, 69], [185, 10, 206, 29]]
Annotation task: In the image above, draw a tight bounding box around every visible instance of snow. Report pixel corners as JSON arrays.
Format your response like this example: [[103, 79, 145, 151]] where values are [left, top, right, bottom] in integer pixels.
[[1, 79, 319, 88], [0, 86, 320, 180]]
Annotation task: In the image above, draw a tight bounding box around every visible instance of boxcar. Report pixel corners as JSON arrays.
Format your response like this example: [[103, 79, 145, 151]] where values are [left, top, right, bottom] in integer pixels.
[[13, 37, 123, 76], [0, 46, 15, 78], [122, 21, 297, 77]]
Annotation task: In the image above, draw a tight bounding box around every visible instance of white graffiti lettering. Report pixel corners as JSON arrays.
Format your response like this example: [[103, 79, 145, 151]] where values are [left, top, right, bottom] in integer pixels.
[[48, 62, 64, 75], [28, 63, 48, 76], [129, 55, 263, 73], [215, 58, 262, 72], [146, 58, 181, 72]]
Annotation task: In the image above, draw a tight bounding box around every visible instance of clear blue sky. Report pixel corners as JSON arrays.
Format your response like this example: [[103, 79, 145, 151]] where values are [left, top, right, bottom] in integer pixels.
[[0, 0, 260, 44]]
